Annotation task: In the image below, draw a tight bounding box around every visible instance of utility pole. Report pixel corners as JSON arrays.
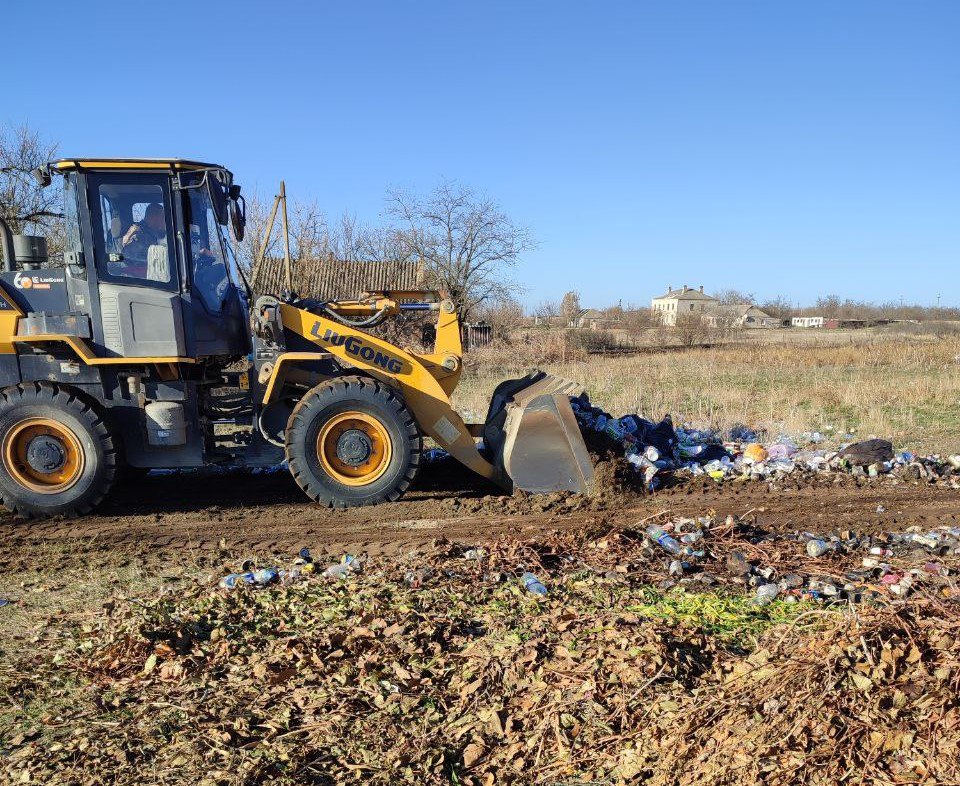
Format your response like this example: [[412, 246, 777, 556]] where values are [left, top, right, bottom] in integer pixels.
[[251, 180, 294, 292]]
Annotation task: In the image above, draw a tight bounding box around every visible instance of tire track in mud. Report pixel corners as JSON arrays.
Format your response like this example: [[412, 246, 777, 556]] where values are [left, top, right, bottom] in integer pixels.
[[0, 462, 958, 571]]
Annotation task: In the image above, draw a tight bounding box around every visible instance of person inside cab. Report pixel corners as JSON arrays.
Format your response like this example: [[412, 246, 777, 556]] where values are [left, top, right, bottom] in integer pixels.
[[119, 202, 166, 277]]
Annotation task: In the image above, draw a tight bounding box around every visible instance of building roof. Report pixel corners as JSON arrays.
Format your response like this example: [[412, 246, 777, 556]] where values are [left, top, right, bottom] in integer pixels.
[[651, 285, 717, 302], [575, 308, 605, 320], [711, 304, 776, 320], [252, 257, 428, 300]]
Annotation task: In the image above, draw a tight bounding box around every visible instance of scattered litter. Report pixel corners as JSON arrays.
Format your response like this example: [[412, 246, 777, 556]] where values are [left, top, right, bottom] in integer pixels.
[[322, 554, 360, 579], [521, 571, 548, 595]]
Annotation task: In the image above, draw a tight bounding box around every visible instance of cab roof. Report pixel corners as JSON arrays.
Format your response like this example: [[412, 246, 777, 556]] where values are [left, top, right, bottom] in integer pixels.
[[52, 158, 230, 174]]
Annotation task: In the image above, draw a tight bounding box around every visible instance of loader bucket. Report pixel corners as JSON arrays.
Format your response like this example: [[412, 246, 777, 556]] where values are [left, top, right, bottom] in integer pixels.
[[482, 371, 594, 494]]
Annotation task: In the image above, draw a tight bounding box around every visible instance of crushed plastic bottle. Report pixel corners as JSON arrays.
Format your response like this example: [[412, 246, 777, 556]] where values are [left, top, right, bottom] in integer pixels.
[[646, 525, 683, 556], [521, 572, 548, 596], [806, 538, 838, 558], [219, 571, 255, 589], [754, 583, 780, 605], [323, 554, 360, 579]]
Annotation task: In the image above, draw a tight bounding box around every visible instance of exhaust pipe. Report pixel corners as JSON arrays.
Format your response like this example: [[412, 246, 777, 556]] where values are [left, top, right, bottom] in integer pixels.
[[0, 216, 14, 272]]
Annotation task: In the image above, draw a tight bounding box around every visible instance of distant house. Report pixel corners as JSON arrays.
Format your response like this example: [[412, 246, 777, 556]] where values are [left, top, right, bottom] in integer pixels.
[[792, 316, 825, 328], [651, 285, 717, 326], [571, 308, 608, 329], [651, 286, 777, 329], [707, 304, 779, 329]]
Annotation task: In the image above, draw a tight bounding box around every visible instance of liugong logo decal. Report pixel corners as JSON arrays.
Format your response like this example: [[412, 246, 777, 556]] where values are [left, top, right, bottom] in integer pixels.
[[310, 324, 405, 374]]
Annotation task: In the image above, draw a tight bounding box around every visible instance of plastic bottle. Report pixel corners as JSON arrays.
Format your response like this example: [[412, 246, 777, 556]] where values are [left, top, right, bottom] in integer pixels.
[[521, 572, 548, 596], [219, 571, 255, 589], [806, 539, 837, 558], [754, 583, 779, 605], [323, 554, 359, 579], [252, 567, 278, 585], [667, 559, 690, 576], [464, 548, 487, 561], [646, 525, 683, 556]]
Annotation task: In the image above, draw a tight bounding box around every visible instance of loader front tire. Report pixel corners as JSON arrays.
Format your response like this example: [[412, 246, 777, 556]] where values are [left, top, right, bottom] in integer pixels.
[[0, 383, 117, 518], [286, 376, 421, 508]]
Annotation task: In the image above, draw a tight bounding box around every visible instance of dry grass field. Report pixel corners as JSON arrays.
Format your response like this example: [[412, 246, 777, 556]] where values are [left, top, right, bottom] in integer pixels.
[[459, 329, 960, 453]]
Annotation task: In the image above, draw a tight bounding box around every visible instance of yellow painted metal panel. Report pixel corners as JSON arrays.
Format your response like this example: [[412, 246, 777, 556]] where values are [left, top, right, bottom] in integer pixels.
[[278, 304, 497, 481], [12, 334, 196, 366], [0, 284, 23, 355]]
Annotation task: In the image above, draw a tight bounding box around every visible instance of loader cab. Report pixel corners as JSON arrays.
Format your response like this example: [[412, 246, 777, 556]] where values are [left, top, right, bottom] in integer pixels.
[[51, 159, 250, 360]]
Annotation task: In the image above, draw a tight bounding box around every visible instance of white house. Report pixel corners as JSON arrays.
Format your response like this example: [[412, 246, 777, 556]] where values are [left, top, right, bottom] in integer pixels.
[[651, 285, 717, 326], [792, 316, 825, 328]]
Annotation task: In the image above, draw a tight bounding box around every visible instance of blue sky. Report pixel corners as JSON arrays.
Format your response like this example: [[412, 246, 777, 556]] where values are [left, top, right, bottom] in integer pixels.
[[6, 1, 958, 309]]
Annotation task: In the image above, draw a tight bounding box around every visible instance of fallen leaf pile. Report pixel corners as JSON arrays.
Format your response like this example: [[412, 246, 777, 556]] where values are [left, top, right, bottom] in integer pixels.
[[3, 526, 960, 785]]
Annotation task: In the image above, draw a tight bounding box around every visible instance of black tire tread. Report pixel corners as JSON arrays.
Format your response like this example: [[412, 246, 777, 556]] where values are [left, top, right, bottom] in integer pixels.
[[285, 375, 421, 508], [0, 382, 118, 519]]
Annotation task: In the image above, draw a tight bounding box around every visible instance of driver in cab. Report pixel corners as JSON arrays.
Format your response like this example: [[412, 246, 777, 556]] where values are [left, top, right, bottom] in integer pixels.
[[119, 203, 166, 277]]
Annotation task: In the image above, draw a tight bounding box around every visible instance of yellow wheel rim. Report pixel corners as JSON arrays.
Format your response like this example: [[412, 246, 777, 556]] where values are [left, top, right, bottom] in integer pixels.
[[317, 411, 392, 486], [2, 417, 84, 494]]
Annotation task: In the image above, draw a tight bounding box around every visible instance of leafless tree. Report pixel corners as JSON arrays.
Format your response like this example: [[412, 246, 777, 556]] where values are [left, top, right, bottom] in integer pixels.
[[0, 125, 62, 261], [533, 299, 560, 324], [560, 290, 582, 325], [388, 181, 533, 321], [619, 305, 656, 333], [674, 312, 712, 347], [760, 296, 794, 323], [475, 295, 524, 338], [713, 288, 755, 305], [236, 190, 277, 275]]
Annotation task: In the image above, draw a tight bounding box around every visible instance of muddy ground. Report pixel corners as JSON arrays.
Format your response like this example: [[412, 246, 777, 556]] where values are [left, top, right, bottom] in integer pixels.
[[1, 460, 958, 573]]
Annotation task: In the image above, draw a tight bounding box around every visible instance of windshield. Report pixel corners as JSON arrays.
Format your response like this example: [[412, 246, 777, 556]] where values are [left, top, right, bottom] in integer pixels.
[[186, 181, 234, 313]]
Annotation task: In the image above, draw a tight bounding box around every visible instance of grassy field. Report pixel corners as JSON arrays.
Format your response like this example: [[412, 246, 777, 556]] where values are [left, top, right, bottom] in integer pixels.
[[458, 329, 960, 453]]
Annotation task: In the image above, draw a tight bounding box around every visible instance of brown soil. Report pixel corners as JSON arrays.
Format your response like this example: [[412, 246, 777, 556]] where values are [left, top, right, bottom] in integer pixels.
[[0, 458, 958, 572]]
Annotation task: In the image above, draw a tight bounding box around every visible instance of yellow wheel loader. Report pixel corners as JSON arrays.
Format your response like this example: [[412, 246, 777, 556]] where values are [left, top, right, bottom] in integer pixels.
[[0, 159, 592, 518]]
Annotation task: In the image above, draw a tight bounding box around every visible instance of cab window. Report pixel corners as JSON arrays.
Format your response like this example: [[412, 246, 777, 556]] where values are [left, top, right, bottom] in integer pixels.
[[186, 183, 231, 314], [96, 183, 172, 283]]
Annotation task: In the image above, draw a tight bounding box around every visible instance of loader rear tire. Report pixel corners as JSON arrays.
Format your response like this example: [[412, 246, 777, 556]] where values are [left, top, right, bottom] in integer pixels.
[[286, 376, 421, 508], [0, 383, 117, 519]]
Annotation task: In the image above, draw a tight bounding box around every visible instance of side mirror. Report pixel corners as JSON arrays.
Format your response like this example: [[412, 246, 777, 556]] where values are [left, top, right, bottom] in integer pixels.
[[230, 195, 246, 242], [207, 178, 230, 226], [32, 166, 52, 188]]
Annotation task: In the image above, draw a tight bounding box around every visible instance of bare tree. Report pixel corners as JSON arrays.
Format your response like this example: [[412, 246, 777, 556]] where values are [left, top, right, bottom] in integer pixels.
[[533, 299, 560, 325], [620, 305, 656, 333], [760, 296, 794, 323], [713, 288, 755, 305], [0, 125, 62, 261], [475, 295, 524, 335], [559, 290, 582, 325], [236, 189, 278, 275], [674, 312, 711, 347], [388, 181, 533, 321]]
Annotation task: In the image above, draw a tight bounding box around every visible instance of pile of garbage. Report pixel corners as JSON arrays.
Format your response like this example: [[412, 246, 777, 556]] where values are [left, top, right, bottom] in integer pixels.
[[570, 393, 960, 490], [640, 514, 960, 604], [8, 523, 960, 785]]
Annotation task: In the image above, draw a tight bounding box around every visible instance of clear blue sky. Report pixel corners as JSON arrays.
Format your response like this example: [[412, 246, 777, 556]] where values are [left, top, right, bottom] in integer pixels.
[[7, 1, 959, 309]]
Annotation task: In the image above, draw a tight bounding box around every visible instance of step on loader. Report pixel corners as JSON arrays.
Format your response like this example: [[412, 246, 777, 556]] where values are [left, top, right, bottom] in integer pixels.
[[0, 159, 593, 517]]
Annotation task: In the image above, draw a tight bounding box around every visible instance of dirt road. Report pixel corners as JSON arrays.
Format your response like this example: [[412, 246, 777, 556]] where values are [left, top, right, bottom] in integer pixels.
[[1, 461, 958, 571]]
